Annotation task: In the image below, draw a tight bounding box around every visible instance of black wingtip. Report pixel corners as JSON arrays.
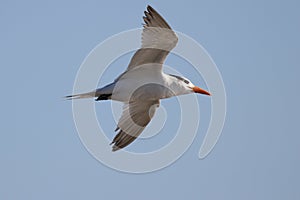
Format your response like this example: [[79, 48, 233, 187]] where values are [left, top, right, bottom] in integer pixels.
[[147, 5, 152, 10]]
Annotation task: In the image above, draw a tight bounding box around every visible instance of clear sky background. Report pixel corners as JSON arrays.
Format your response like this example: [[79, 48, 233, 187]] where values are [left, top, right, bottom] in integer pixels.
[[2, 0, 300, 199]]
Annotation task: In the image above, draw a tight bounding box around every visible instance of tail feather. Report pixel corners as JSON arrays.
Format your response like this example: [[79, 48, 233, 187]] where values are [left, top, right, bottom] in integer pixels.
[[65, 91, 96, 100], [65, 83, 115, 100]]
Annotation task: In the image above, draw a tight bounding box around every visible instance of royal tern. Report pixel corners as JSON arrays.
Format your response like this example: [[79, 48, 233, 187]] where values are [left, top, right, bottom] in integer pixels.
[[66, 5, 211, 151]]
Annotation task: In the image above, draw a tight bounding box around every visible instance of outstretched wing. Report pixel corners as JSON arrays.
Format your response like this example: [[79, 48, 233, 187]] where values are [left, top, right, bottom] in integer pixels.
[[126, 5, 178, 71], [111, 100, 160, 151]]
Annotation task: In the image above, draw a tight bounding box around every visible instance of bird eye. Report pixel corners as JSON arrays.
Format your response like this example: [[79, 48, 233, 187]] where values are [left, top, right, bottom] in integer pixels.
[[184, 80, 189, 84]]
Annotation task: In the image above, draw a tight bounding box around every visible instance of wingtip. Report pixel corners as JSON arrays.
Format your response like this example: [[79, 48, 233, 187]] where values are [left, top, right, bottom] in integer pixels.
[[147, 5, 154, 11], [112, 145, 121, 152]]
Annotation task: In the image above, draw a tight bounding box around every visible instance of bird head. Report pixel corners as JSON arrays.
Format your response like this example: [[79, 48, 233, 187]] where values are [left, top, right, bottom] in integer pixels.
[[169, 74, 211, 96]]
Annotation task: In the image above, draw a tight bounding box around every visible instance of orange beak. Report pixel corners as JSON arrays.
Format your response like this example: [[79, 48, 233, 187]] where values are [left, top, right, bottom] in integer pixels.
[[192, 86, 211, 96]]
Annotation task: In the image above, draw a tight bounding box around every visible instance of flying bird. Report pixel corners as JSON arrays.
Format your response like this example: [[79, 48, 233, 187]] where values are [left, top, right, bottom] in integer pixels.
[[66, 5, 211, 151]]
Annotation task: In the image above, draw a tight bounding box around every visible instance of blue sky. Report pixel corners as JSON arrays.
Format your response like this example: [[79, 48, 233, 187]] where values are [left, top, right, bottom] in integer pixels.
[[2, 0, 300, 199]]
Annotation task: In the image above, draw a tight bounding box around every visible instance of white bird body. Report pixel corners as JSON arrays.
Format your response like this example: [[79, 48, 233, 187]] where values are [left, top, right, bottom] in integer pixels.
[[66, 5, 210, 151], [98, 68, 193, 102]]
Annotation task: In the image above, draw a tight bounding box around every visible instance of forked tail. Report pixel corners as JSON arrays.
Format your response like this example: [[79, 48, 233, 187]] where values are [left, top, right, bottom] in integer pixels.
[[65, 83, 115, 101]]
